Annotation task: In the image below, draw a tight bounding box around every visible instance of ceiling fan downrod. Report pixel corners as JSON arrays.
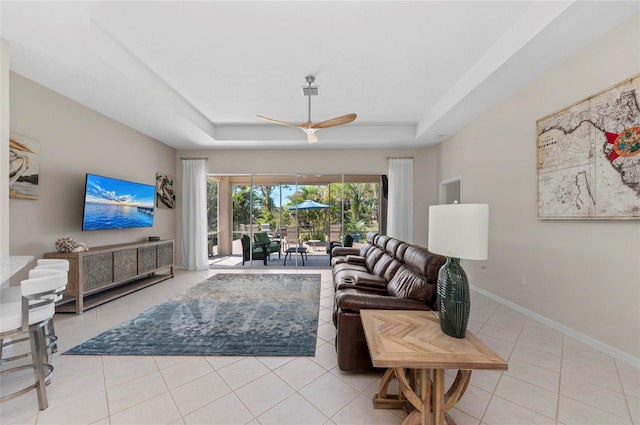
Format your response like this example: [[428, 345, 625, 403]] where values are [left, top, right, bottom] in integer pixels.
[[306, 75, 315, 124]]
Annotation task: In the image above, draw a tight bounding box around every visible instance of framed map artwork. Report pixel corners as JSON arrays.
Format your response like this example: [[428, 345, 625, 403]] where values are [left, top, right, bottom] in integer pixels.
[[537, 74, 640, 219]]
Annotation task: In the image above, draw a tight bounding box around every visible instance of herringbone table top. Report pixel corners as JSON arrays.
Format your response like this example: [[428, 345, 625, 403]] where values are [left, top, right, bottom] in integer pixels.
[[360, 310, 508, 370]]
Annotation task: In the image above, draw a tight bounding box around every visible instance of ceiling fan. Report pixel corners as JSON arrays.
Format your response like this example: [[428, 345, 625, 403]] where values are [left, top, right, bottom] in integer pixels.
[[257, 76, 357, 144]]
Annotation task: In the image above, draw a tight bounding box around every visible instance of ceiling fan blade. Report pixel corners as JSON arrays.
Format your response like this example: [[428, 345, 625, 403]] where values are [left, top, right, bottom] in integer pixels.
[[257, 115, 299, 128], [310, 113, 357, 129]]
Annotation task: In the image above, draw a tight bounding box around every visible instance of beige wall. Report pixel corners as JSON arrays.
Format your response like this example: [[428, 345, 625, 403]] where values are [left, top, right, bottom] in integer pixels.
[[9, 73, 177, 264], [174, 147, 440, 262], [1, 39, 10, 256], [438, 15, 640, 359]]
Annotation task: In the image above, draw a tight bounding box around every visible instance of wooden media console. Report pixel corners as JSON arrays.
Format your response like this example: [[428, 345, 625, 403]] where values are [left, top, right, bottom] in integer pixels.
[[45, 240, 174, 314]]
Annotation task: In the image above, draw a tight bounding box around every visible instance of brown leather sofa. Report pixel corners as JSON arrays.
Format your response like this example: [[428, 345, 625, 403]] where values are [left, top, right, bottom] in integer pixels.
[[331, 232, 446, 371]]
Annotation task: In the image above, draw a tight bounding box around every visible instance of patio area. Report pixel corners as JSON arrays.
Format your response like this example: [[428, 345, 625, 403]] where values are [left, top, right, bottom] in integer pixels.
[[209, 239, 363, 269]]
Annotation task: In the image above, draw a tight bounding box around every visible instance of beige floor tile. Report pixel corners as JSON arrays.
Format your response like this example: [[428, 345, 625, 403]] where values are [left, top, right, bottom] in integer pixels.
[[107, 371, 167, 414], [182, 392, 254, 425], [153, 355, 188, 370], [317, 322, 337, 342], [216, 357, 270, 390], [257, 355, 295, 370], [299, 372, 360, 417], [511, 343, 562, 372], [330, 393, 403, 424], [618, 360, 640, 399], [454, 384, 493, 420], [330, 367, 382, 392], [310, 342, 339, 370], [447, 407, 480, 425], [48, 355, 103, 386], [234, 373, 294, 416], [483, 395, 556, 425], [560, 380, 630, 418], [36, 391, 108, 425], [258, 393, 328, 425], [109, 392, 181, 425], [627, 394, 640, 424], [204, 355, 244, 370], [506, 357, 560, 392], [275, 357, 328, 390], [468, 370, 503, 393], [558, 395, 632, 425], [170, 371, 232, 416], [102, 355, 158, 389], [495, 374, 557, 418], [46, 371, 105, 406], [562, 362, 624, 393], [159, 357, 213, 390], [563, 337, 618, 373]]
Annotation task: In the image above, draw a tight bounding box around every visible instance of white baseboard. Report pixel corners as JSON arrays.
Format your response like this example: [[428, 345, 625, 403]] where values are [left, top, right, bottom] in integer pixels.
[[470, 284, 640, 368]]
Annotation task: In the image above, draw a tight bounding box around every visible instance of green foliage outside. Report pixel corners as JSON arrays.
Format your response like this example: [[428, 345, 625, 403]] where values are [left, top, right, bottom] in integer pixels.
[[224, 182, 379, 241]]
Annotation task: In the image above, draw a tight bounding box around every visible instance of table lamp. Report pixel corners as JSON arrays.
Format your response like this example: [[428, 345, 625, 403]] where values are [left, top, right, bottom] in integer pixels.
[[428, 203, 489, 338]]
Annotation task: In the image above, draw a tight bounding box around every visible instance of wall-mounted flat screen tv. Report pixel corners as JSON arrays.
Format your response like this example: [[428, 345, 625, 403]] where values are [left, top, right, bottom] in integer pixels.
[[82, 173, 155, 231]]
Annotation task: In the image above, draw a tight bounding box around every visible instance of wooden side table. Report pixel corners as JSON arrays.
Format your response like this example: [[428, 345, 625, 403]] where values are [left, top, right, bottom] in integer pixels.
[[360, 310, 508, 425]]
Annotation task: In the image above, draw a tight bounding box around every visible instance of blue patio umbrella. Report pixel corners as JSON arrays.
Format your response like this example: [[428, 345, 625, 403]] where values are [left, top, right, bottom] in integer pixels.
[[288, 200, 329, 211], [288, 200, 330, 235]]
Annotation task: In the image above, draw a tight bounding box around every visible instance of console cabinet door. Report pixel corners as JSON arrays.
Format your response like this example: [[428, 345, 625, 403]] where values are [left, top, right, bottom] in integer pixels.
[[82, 253, 114, 293], [157, 241, 174, 269], [138, 245, 157, 274], [114, 249, 138, 281]]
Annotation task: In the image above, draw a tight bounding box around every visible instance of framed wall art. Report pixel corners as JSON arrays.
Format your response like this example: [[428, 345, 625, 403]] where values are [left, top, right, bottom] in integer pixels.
[[155, 173, 175, 209], [9, 133, 39, 200], [537, 74, 640, 219]]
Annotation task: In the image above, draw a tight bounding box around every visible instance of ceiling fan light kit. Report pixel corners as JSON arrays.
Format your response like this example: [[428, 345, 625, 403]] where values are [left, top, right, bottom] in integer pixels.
[[257, 75, 356, 144]]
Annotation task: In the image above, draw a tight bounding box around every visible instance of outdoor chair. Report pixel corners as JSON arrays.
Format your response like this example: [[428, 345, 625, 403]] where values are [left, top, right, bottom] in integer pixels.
[[240, 234, 268, 266], [326, 224, 343, 260], [284, 224, 300, 249], [253, 232, 281, 259]]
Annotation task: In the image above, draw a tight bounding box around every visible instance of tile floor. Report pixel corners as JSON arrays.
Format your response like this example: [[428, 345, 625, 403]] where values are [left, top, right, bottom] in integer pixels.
[[1, 268, 638, 425]]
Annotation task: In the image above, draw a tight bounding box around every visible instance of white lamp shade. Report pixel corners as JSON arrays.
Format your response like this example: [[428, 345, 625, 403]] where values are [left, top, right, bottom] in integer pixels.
[[428, 203, 489, 260]]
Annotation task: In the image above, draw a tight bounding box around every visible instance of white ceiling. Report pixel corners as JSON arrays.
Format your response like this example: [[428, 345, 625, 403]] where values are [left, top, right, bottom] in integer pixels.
[[1, 1, 638, 150]]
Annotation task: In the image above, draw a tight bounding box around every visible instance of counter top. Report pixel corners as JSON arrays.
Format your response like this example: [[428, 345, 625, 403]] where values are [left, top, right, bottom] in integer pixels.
[[1, 255, 35, 288]]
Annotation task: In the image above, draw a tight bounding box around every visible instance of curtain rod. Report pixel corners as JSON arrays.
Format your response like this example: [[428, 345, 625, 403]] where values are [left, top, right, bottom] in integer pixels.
[[180, 157, 209, 160], [386, 156, 414, 159]]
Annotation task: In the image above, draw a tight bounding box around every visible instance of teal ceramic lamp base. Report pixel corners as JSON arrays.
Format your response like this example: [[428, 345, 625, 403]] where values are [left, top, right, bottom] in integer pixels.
[[437, 257, 470, 338]]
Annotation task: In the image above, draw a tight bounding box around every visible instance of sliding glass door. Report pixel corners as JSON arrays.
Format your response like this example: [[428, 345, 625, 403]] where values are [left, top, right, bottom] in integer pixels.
[[207, 174, 381, 268]]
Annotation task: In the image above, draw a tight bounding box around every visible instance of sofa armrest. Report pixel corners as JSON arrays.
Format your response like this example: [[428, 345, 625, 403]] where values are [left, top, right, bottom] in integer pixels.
[[352, 273, 387, 290], [332, 247, 360, 257], [335, 289, 430, 313], [346, 255, 366, 265]]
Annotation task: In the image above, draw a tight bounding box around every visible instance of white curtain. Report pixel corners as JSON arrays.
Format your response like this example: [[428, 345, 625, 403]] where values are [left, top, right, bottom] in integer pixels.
[[180, 159, 208, 270], [387, 158, 413, 242]]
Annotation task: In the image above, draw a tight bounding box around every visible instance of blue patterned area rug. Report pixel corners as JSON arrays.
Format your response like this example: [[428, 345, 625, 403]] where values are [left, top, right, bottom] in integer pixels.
[[65, 273, 321, 356]]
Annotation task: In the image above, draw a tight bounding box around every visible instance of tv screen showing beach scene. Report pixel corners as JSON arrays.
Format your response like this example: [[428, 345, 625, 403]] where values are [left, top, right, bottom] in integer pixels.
[[82, 174, 155, 231]]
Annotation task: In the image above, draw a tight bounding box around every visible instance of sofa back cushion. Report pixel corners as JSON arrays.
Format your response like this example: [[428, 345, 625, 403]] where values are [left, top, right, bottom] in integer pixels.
[[386, 267, 436, 306], [359, 242, 374, 257], [385, 238, 401, 258], [365, 248, 384, 272], [375, 235, 390, 251], [403, 246, 446, 283], [394, 242, 411, 262], [382, 259, 403, 282], [371, 253, 393, 278]]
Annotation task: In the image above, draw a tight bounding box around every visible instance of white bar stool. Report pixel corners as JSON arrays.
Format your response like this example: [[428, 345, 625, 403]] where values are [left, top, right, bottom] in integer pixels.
[[0, 273, 65, 410]]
